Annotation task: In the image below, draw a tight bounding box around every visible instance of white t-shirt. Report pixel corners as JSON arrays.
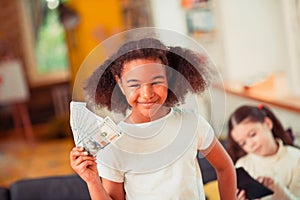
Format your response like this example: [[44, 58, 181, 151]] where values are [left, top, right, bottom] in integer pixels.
[[236, 140, 300, 200], [97, 108, 214, 200]]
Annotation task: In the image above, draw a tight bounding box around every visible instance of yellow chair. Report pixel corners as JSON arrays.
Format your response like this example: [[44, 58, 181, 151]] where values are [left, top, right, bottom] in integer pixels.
[[204, 180, 220, 200]]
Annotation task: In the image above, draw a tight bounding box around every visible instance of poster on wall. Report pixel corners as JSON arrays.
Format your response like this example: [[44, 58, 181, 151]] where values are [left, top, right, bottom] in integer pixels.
[[182, 0, 216, 42], [186, 9, 214, 33], [0, 60, 29, 104]]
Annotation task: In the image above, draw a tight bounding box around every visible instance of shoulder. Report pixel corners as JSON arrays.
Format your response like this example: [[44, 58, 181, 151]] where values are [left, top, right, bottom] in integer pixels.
[[173, 108, 210, 124], [285, 145, 300, 159], [172, 108, 214, 146], [173, 108, 212, 133], [286, 145, 300, 153]]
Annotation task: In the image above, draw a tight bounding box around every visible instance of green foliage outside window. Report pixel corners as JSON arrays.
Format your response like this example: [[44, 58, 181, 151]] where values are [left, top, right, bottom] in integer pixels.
[[35, 9, 69, 74]]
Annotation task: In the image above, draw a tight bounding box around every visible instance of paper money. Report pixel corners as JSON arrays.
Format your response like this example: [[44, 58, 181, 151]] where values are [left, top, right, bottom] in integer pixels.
[[78, 116, 122, 156]]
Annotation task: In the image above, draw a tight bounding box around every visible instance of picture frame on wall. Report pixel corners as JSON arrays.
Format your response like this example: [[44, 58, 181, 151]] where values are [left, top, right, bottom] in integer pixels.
[[186, 8, 215, 42], [182, 0, 216, 42], [0, 60, 29, 104]]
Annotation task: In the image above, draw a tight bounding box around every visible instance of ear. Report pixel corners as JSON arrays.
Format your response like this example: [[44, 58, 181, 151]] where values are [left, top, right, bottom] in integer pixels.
[[264, 117, 273, 130], [115, 75, 125, 94]]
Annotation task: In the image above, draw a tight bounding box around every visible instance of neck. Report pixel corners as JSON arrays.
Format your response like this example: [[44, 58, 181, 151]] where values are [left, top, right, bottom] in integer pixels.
[[265, 139, 280, 156]]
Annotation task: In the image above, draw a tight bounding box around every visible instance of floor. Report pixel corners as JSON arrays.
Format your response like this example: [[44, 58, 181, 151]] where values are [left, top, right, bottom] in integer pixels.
[[0, 124, 75, 188]]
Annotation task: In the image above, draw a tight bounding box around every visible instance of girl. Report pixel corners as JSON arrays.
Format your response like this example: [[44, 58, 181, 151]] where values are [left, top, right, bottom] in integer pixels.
[[70, 38, 236, 199], [227, 104, 300, 200]]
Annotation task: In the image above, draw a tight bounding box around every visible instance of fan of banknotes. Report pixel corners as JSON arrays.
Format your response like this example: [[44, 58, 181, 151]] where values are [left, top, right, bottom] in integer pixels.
[[70, 101, 122, 156]]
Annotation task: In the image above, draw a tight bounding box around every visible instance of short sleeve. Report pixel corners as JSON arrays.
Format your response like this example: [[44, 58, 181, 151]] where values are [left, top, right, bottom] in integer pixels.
[[196, 115, 214, 150], [97, 162, 125, 183]]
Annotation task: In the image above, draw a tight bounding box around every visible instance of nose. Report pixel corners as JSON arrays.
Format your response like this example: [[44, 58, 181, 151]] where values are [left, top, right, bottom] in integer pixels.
[[140, 84, 154, 99]]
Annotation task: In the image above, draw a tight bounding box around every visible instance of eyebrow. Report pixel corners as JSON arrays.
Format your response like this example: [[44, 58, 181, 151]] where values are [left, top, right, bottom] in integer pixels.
[[126, 75, 166, 84], [126, 79, 139, 84]]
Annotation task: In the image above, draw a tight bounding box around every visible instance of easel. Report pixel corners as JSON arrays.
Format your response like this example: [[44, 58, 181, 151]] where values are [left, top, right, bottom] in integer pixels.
[[11, 102, 35, 142], [0, 60, 35, 142]]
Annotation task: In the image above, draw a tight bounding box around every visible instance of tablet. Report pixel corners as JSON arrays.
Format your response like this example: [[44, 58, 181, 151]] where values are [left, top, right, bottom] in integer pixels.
[[236, 167, 274, 199]]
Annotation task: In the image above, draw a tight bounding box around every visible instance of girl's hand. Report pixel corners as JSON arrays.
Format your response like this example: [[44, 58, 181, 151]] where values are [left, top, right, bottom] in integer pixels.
[[257, 176, 274, 188], [236, 189, 246, 200], [70, 146, 99, 184]]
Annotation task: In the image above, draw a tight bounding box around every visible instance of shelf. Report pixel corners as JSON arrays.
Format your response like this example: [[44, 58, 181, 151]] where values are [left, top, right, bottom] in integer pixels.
[[215, 74, 300, 114]]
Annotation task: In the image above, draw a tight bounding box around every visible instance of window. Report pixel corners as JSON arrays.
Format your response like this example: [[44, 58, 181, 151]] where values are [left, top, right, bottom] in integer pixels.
[[19, 0, 70, 87], [36, 9, 69, 75]]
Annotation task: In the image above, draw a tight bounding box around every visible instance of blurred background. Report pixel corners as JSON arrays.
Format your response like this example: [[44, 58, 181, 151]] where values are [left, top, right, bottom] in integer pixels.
[[0, 0, 299, 188]]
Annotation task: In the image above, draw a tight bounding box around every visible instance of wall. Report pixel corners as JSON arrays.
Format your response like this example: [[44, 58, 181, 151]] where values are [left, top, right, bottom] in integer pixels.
[[216, 0, 288, 80], [150, 0, 188, 35], [150, 0, 289, 80], [65, 0, 124, 90], [281, 0, 300, 96], [150, 0, 224, 72], [150, 0, 300, 140]]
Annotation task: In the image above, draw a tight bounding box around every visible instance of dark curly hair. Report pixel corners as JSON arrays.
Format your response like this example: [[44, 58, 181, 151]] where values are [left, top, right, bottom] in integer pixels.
[[226, 104, 295, 163], [84, 38, 212, 114]]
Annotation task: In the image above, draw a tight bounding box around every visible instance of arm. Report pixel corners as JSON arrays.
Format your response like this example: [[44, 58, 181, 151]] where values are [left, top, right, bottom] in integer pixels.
[[70, 147, 125, 200], [255, 155, 300, 200], [87, 178, 125, 200], [276, 157, 300, 200], [201, 138, 237, 200], [257, 174, 300, 200]]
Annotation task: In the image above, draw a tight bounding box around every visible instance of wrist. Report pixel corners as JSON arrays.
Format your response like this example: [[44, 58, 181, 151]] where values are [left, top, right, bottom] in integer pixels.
[[86, 176, 102, 186]]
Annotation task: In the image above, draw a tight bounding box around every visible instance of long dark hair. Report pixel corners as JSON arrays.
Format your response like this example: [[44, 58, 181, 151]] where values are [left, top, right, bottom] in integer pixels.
[[227, 104, 294, 163]]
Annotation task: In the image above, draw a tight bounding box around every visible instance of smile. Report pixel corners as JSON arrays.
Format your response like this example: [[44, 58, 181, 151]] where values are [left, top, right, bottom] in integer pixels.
[[138, 101, 158, 107], [139, 102, 156, 105]]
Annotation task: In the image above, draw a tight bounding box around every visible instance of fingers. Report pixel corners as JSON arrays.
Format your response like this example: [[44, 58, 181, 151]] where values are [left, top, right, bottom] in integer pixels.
[[76, 159, 97, 172], [257, 176, 264, 184], [69, 146, 99, 183], [236, 189, 246, 200], [70, 146, 97, 170], [257, 176, 274, 187], [70, 146, 87, 161]]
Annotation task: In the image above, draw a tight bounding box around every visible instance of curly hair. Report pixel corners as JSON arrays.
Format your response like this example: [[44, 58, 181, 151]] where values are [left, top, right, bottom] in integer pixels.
[[226, 104, 295, 163], [84, 38, 212, 114]]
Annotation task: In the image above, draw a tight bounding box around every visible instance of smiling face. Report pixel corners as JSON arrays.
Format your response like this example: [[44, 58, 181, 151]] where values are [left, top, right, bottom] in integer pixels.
[[230, 117, 278, 156], [116, 58, 169, 123]]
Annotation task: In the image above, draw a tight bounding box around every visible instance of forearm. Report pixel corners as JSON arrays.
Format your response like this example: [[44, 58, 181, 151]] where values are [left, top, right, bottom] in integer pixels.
[[270, 182, 299, 200], [216, 164, 237, 200], [203, 138, 237, 200], [87, 179, 112, 200]]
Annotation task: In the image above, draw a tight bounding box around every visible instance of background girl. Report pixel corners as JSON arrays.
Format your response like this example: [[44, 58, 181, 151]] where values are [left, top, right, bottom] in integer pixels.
[[70, 38, 236, 200], [227, 104, 300, 200]]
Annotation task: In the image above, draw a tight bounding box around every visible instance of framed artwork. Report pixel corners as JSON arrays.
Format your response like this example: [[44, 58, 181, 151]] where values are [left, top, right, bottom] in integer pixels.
[[186, 8, 214, 34], [121, 0, 153, 29], [0, 60, 29, 104], [183, 0, 216, 42]]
